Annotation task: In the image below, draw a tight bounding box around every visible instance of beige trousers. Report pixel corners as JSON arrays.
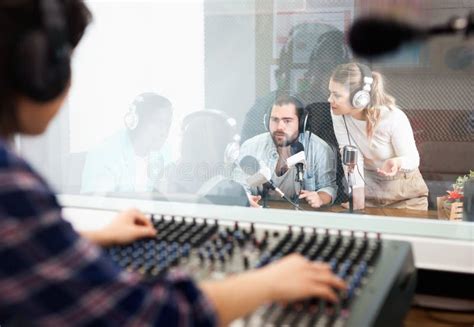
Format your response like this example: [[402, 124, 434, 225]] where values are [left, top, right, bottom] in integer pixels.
[[364, 169, 429, 211]]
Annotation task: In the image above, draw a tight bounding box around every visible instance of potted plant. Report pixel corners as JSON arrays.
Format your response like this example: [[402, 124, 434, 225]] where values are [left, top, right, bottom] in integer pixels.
[[437, 170, 474, 220]]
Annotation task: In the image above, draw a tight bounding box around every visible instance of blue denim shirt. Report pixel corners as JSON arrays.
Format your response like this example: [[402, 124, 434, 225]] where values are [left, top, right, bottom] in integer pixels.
[[232, 131, 337, 202]]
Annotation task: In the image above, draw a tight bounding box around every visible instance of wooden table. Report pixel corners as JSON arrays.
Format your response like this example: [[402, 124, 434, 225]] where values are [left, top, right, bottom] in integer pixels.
[[405, 307, 474, 326], [266, 200, 440, 219]]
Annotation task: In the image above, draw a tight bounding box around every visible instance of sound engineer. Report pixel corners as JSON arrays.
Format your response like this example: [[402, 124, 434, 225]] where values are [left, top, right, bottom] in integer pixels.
[[0, 1, 346, 326]]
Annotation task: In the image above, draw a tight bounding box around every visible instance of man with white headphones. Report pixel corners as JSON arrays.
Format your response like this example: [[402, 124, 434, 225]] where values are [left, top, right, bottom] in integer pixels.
[[81, 92, 173, 194]]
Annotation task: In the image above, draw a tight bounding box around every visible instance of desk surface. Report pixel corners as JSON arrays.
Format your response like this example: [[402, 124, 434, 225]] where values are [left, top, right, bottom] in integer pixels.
[[405, 307, 474, 326], [266, 200, 440, 219]]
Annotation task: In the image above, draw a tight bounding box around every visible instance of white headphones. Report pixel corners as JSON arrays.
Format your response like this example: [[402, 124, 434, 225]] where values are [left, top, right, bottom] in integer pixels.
[[351, 63, 373, 109], [124, 95, 144, 130]]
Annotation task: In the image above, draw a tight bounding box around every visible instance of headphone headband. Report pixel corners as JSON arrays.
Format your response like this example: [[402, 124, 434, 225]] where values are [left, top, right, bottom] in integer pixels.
[[351, 63, 373, 109], [40, 0, 70, 60], [12, 0, 71, 102], [263, 94, 308, 134], [356, 63, 373, 88]]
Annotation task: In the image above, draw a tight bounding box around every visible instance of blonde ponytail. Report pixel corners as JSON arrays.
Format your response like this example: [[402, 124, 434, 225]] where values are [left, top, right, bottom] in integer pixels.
[[364, 71, 396, 138]]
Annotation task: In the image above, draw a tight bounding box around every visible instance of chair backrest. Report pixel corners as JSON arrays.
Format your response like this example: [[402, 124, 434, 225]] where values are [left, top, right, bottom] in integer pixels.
[[306, 102, 348, 204]]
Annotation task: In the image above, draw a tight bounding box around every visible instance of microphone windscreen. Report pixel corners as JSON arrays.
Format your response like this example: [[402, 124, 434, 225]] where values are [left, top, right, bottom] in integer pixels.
[[239, 155, 260, 175], [290, 141, 304, 155], [246, 166, 272, 188], [349, 17, 422, 58]]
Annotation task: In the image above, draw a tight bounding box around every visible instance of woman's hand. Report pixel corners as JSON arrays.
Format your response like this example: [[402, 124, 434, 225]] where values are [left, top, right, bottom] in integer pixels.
[[81, 209, 157, 246], [102, 209, 157, 245], [200, 253, 347, 325], [259, 254, 347, 303], [377, 158, 402, 177]]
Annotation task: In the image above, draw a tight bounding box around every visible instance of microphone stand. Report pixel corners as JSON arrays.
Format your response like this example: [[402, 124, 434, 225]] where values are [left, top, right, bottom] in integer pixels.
[[265, 181, 303, 211], [295, 176, 304, 209], [347, 166, 354, 213], [284, 194, 303, 211], [261, 184, 269, 208]]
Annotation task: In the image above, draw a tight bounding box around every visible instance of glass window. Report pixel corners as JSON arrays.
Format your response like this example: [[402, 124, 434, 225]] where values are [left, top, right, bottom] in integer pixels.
[[18, 0, 474, 234]]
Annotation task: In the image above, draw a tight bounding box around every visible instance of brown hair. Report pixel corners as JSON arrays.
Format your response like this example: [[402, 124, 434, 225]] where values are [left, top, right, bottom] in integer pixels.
[[330, 62, 396, 138], [0, 0, 92, 138]]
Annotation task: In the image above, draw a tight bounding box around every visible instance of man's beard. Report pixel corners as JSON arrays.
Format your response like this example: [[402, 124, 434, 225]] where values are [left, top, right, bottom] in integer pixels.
[[271, 132, 297, 147]]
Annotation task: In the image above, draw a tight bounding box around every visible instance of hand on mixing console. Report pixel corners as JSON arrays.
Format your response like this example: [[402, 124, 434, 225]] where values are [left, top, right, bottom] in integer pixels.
[[200, 253, 346, 325], [82, 209, 157, 246], [260, 254, 347, 303]]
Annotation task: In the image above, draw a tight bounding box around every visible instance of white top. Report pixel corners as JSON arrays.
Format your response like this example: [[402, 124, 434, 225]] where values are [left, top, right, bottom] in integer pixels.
[[332, 106, 420, 188]]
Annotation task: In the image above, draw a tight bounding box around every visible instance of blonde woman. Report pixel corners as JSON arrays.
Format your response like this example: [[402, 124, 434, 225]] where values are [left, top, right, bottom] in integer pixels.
[[328, 63, 428, 210]]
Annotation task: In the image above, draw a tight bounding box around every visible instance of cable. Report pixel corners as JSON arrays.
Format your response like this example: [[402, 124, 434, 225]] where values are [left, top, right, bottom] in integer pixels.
[[342, 115, 368, 186], [283, 194, 304, 211], [342, 115, 388, 215]]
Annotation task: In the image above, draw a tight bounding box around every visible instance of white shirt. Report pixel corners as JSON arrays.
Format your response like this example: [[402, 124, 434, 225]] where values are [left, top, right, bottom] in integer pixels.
[[332, 105, 420, 188]]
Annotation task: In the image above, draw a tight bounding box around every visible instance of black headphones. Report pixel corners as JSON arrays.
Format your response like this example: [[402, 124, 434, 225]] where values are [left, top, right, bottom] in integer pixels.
[[350, 63, 373, 109], [182, 109, 241, 165], [12, 0, 71, 102], [263, 95, 308, 134]]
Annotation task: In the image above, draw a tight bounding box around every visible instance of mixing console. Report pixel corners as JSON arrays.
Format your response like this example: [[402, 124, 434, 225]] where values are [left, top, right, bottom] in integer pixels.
[[106, 214, 417, 326]]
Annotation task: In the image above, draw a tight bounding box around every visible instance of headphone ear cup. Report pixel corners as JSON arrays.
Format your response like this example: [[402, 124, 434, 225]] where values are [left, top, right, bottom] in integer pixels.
[[300, 111, 309, 133], [13, 31, 70, 102], [263, 113, 269, 131], [351, 90, 371, 109], [124, 110, 139, 130]]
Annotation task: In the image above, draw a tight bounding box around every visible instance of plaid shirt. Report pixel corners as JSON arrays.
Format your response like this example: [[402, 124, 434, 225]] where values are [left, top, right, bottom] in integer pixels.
[[0, 141, 217, 326]]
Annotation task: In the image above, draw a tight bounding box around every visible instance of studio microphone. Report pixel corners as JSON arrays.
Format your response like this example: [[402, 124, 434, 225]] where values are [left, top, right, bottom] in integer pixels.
[[240, 156, 281, 194], [239, 155, 302, 210], [240, 155, 271, 188], [288, 142, 306, 184], [342, 145, 358, 169], [239, 155, 261, 176], [342, 145, 358, 213], [349, 13, 474, 58]]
